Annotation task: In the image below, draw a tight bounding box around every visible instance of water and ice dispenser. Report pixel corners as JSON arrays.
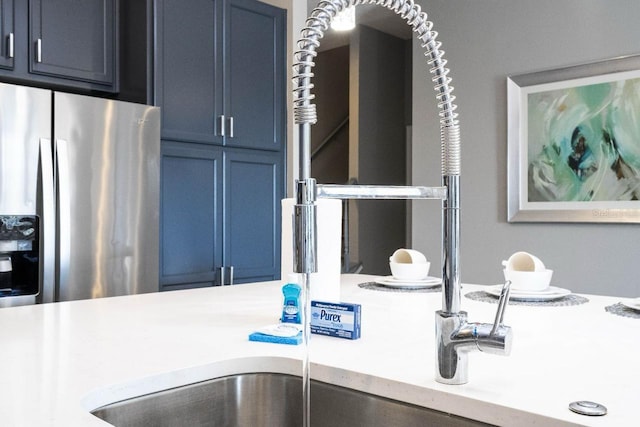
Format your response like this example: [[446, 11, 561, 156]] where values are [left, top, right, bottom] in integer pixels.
[[0, 215, 39, 298]]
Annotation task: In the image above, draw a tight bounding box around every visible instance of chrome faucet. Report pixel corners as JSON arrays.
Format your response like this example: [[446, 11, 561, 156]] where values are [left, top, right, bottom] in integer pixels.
[[435, 281, 512, 383], [292, 0, 512, 385]]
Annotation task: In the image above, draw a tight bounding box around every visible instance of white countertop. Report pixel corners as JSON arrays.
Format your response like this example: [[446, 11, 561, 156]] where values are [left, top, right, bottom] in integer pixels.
[[1, 274, 638, 426]]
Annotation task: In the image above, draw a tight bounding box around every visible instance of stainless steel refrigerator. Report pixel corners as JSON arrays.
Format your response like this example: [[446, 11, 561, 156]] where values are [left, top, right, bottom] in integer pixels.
[[0, 82, 160, 307]]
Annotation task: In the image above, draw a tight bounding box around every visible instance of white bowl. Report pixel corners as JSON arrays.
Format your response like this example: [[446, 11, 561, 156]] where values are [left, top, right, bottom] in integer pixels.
[[390, 261, 430, 281], [503, 268, 553, 291]]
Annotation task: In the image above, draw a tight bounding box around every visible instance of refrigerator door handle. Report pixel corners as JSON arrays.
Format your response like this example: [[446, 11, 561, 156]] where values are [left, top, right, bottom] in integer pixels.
[[55, 139, 70, 299], [39, 139, 55, 303]]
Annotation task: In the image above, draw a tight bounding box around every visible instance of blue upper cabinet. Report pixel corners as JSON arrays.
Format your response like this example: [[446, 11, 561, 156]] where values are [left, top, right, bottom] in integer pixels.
[[224, 0, 285, 151], [29, 0, 116, 87], [0, 0, 14, 70], [156, 0, 285, 152], [0, 0, 117, 92], [156, 0, 224, 145]]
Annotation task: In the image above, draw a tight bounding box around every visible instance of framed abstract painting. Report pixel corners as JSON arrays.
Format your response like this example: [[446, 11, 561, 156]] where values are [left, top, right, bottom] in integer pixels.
[[507, 55, 640, 223]]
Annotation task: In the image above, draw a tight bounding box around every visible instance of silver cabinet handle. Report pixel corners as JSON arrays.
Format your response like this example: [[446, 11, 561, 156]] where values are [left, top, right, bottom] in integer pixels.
[[39, 139, 55, 303], [36, 38, 42, 62], [219, 266, 225, 286], [7, 33, 14, 58], [218, 266, 234, 285], [219, 115, 225, 137], [217, 116, 235, 138]]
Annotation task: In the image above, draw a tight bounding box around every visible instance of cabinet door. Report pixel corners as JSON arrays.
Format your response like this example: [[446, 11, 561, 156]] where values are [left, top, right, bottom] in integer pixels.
[[155, 0, 223, 144], [160, 141, 224, 290], [29, 0, 115, 86], [224, 0, 285, 151], [0, 0, 14, 70], [224, 149, 283, 283]]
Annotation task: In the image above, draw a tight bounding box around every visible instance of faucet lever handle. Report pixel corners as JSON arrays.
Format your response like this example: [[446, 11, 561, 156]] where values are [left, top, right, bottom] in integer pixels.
[[491, 280, 511, 335]]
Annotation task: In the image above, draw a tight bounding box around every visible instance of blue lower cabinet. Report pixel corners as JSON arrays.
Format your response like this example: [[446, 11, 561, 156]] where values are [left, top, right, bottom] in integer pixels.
[[160, 141, 283, 290], [160, 141, 224, 290], [224, 149, 282, 284]]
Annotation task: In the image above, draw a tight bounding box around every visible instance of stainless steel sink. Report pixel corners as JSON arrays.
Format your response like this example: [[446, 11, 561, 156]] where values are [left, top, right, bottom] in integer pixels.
[[91, 373, 492, 426]]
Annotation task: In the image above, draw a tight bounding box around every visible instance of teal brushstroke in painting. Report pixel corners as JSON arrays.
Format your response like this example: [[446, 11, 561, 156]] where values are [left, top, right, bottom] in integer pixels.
[[576, 82, 611, 111]]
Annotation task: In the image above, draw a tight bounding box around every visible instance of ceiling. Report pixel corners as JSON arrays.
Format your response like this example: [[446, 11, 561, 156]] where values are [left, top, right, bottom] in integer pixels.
[[305, 1, 412, 51]]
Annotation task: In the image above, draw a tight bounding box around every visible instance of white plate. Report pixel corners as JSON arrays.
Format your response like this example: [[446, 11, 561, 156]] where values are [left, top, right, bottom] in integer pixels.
[[485, 284, 571, 301], [375, 276, 441, 289], [620, 298, 640, 312]]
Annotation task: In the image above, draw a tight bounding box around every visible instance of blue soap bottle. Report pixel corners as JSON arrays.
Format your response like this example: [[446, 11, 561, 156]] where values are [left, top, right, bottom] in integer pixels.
[[281, 274, 301, 324]]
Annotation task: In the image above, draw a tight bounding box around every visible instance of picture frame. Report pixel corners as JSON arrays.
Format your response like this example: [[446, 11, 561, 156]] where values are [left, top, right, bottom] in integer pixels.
[[507, 55, 640, 223]]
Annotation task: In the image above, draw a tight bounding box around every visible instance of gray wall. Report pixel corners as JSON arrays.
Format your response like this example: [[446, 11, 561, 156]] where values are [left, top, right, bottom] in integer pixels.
[[411, 0, 640, 297], [352, 25, 408, 276]]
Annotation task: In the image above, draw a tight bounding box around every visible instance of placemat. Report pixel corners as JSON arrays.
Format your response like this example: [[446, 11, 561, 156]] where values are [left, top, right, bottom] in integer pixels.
[[358, 282, 440, 293], [605, 303, 640, 319], [465, 291, 589, 307]]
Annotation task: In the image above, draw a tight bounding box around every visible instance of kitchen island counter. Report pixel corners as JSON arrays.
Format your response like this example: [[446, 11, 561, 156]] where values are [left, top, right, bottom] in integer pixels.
[[1, 274, 637, 426]]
